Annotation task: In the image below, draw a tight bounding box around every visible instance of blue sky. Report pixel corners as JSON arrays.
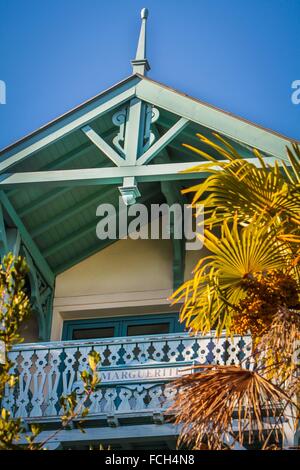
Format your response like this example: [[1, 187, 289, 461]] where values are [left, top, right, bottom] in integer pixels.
[[0, 0, 299, 150]]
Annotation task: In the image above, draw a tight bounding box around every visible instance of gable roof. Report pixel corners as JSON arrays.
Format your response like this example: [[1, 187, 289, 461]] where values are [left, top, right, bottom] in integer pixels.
[[1, 10, 297, 289], [1, 73, 298, 169]]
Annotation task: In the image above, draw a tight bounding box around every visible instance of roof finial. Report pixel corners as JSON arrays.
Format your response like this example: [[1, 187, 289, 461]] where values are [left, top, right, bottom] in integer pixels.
[[131, 8, 150, 75]]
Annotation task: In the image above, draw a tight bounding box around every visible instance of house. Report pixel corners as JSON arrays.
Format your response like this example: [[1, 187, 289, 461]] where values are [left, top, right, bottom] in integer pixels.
[[0, 9, 295, 450]]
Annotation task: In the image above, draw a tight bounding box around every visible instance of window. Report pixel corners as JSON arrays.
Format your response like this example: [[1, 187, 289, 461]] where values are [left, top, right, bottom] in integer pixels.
[[72, 327, 115, 340], [127, 323, 169, 336], [62, 313, 183, 340]]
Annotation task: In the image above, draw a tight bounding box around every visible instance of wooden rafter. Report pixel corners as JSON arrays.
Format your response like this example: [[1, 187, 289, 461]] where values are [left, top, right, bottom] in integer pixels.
[[0, 191, 55, 286], [82, 125, 125, 167], [0, 78, 138, 173], [136, 117, 189, 166], [135, 77, 294, 161], [0, 156, 280, 189]]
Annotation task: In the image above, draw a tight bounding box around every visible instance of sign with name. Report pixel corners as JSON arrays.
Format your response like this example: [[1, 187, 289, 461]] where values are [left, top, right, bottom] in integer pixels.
[[99, 364, 191, 384]]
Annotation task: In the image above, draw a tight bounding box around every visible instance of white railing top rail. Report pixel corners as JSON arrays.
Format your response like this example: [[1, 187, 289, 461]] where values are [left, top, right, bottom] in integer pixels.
[[10, 331, 251, 351]]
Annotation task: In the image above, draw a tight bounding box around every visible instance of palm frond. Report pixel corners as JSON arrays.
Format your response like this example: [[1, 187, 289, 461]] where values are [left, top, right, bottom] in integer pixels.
[[171, 218, 295, 336], [283, 143, 300, 185], [166, 365, 296, 450], [181, 134, 300, 231]]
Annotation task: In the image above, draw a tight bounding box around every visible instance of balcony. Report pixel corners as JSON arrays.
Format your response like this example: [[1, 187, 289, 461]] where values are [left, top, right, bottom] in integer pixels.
[[4, 333, 252, 421]]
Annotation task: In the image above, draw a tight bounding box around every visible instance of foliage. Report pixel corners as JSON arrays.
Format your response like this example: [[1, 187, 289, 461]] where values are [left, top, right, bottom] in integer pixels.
[[168, 135, 300, 449], [172, 218, 297, 337], [232, 270, 299, 338], [0, 254, 101, 450], [0, 254, 31, 347], [182, 136, 300, 232], [0, 254, 31, 450]]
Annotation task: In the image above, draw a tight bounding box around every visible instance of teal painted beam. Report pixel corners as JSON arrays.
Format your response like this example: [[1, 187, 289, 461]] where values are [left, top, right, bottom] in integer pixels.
[[136, 77, 293, 161], [136, 117, 189, 166], [8, 127, 117, 199], [22, 245, 54, 341], [7, 142, 92, 198], [0, 192, 55, 287], [0, 78, 139, 174], [31, 187, 117, 238], [0, 213, 21, 259], [17, 132, 118, 217], [44, 292, 54, 342], [153, 126, 186, 291], [81, 126, 125, 166], [0, 164, 200, 187], [161, 181, 185, 290], [123, 98, 144, 165], [158, 117, 255, 154], [0, 157, 279, 189]]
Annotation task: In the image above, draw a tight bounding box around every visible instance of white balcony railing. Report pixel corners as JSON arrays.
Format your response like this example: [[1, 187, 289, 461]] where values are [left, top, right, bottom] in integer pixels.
[[3, 333, 252, 420]]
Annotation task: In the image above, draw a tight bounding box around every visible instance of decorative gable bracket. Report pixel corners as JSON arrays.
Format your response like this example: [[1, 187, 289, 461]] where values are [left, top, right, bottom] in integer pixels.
[[81, 96, 189, 205]]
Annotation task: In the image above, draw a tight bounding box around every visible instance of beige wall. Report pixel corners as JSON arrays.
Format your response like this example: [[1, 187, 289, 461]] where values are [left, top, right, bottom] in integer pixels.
[[55, 238, 173, 298], [51, 237, 203, 341]]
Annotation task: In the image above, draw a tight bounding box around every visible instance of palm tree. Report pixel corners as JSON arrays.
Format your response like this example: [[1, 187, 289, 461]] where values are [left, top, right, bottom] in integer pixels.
[[167, 135, 300, 449]]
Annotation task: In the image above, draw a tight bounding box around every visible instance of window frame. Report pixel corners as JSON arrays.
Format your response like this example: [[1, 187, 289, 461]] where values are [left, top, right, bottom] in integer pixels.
[[62, 313, 184, 340]]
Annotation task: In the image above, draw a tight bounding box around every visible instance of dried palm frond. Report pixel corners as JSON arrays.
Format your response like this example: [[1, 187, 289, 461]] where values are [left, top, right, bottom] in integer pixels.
[[253, 306, 300, 385], [166, 365, 296, 450]]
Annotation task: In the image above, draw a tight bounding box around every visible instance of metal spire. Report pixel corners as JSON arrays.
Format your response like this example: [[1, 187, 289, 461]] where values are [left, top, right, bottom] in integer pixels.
[[131, 8, 150, 75]]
